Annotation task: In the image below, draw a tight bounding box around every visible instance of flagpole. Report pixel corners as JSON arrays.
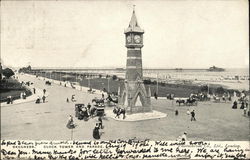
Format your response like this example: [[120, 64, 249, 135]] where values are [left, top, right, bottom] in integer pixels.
[[71, 128, 73, 140]]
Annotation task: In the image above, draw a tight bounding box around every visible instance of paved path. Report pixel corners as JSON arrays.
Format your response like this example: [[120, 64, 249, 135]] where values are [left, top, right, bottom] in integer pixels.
[[1, 74, 249, 141]]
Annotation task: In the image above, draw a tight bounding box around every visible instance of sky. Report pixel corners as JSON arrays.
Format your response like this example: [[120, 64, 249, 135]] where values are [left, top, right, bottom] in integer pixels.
[[1, 0, 249, 69]]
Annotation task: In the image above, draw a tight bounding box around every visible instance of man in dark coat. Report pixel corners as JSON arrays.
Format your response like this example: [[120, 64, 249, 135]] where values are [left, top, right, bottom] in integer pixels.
[[154, 92, 158, 100], [191, 110, 196, 121], [175, 110, 179, 116], [43, 89, 46, 94], [42, 95, 46, 103], [87, 103, 91, 110], [240, 102, 245, 109]]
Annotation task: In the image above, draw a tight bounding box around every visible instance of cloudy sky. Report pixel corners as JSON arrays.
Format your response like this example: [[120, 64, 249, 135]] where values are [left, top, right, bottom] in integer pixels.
[[1, 0, 249, 69]]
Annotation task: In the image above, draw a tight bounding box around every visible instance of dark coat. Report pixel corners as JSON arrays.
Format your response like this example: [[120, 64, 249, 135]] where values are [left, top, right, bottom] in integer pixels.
[[93, 127, 100, 139]]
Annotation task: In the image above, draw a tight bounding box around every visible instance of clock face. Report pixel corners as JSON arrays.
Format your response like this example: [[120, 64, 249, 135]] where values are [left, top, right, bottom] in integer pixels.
[[127, 35, 132, 43], [134, 35, 141, 43]]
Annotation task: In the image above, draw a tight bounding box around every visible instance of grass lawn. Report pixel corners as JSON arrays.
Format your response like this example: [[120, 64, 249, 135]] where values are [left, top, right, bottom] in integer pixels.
[[0, 78, 32, 102], [31, 72, 211, 97]]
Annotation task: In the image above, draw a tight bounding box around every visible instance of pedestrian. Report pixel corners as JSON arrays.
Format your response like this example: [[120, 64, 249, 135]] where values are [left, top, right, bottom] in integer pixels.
[[36, 96, 40, 104], [122, 108, 126, 119], [176, 132, 187, 141], [243, 107, 247, 116], [87, 103, 91, 110], [10, 96, 13, 104], [66, 115, 75, 129], [7, 96, 11, 104], [181, 132, 187, 141], [240, 102, 245, 109], [42, 95, 46, 103], [33, 88, 36, 94], [102, 93, 104, 99], [66, 98, 69, 103], [154, 92, 158, 100], [20, 92, 23, 99], [232, 100, 237, 109], [191, 110, 196, 121], [23, 92, 26, 99], [43, 89, 46, 95], [93, 123, 100, 140], [175, 110, 179, 116]]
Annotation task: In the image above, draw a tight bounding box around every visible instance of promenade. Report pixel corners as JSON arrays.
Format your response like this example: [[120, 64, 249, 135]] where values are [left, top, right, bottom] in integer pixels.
[[1, 74, 249, 141]]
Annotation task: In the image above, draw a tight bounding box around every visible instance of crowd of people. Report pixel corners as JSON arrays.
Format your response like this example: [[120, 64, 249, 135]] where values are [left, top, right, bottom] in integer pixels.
[[67, 93, 106, 140]]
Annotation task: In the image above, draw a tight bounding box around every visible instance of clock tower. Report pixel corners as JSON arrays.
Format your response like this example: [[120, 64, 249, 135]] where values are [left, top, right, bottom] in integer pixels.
[[118, 7, 152, 114]]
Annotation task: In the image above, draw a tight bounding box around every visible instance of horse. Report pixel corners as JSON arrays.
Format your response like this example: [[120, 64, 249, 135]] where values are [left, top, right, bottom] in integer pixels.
[[176, 99, 185, 106], [113, 107, 126, 119], [186, 98, 197, 106], [106, 95, 118, 104]]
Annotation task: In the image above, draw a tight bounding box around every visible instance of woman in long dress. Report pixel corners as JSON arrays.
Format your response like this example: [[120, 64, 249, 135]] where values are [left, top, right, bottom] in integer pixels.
[[66, 115, 75, 129], [93, 123, 100, 140]]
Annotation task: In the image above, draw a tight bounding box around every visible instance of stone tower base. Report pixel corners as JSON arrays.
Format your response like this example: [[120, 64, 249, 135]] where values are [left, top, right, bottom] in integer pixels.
[[118, 80, 152, 114]]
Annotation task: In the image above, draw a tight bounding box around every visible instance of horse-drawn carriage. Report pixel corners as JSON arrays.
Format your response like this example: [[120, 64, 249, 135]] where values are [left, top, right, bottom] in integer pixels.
[[75, 104, 89, 120], [175, 97, 197, 106]]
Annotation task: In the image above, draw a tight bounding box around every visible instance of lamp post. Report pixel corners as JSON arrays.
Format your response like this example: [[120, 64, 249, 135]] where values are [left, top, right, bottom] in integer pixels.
[[207, 83, 210, 94], [156, 73, 159, 95], [108, 78, 110, 93], [88, 78, 90, 88]]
